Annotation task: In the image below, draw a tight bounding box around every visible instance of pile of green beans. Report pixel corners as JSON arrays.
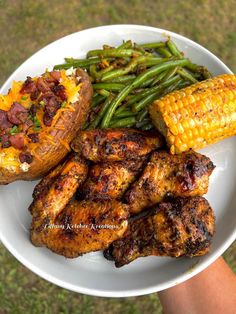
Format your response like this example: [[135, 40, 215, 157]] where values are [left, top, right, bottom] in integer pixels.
[[54, 38, 212, 130]]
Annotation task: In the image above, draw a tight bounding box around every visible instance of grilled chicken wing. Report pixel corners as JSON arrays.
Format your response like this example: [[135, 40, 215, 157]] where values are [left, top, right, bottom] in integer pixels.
[[125, 150, 215, 214], [30, 155, 129, 257], [30, 154, 88, 246], [40, 200, 129, 258], [81, 157, 148, 200], [71, 128, 163, 162], [104, 196, 215, 267]]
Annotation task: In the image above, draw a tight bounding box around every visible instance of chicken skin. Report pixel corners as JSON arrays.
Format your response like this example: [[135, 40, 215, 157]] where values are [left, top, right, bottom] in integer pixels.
[[30, 154, 88, 246], [104, 196, 215, 267], [71, 128, 163, 162], [40, 200, 129, 258], [30, 155, 129, 257], [125, 150, 215, 214], [81, 157, 148, 200]]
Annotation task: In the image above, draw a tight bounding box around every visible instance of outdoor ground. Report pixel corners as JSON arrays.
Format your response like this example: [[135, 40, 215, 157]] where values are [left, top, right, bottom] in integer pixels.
[[0, 1, 235, 313]]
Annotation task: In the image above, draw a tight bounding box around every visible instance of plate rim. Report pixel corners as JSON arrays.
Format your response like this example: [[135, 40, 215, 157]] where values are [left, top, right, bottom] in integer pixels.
[[0, 24, 235, 298]]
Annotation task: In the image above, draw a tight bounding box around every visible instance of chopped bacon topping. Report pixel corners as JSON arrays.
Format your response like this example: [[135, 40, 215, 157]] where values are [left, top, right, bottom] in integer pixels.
[[52, 85, 67, 101], [0, 109, 13, 130], [28, 133, 39, 143], [9, 133, 25, 150], [1, 134, 11, 148], [20, 76, 37, 94], [7, 102, 28, 125]]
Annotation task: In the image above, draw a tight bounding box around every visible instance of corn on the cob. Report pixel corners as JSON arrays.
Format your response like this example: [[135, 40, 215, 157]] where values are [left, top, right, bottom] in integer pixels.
[[149, 74, 236, 154]]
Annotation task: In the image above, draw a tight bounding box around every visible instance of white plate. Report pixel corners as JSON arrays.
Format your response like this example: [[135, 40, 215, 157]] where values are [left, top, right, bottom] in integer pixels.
[[0, 25, 235, 297]]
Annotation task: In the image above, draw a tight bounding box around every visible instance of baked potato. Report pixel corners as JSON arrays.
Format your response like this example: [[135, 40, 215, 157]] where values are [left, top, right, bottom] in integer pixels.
[[0, 67, 93, 184]]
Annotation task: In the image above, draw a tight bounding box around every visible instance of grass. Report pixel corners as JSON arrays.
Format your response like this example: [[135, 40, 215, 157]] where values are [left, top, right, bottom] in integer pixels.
[[0, 0, 235, 313]]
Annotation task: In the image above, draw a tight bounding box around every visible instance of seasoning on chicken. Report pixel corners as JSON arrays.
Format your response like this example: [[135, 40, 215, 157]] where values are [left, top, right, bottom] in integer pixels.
[[71, 128, 163, 162], [149, 74, 236, 154], [40, 200, 129, 258], [81, 156, 148, 201], [104, 196, 215, 267], [30, 155, 129, 257], [125, 150, 215, 214], [30, 154, 88, 246]]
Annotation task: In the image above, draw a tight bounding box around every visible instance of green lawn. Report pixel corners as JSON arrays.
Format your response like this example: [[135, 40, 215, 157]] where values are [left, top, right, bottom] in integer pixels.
[[0, 0, 235, 313]]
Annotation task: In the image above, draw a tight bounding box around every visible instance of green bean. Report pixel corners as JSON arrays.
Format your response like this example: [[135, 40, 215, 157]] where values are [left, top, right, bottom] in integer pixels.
[[87, 49, 142, 58], [162, 78, 184, 94], [161, 66, 180, 82], [117, 40, 133, 49], [92, 83, 125, 91], [140, 42, 165, 49], [92, 94, 106, 108], [127, 75, 182, 106], [100, 56, 153, 82], [156, 47, 172, 58], [89, 64, 100, 80], [109, 117, 136, 128], [139, 77, 156, 87], [150, 70, 168, 86], [101, 58, 189, 127], [184, 61, 200, 72], [53, 57, 102, 70], [98, 65, 115, 75], [177, 80, 192, 89], [166, 39, 183, 58], [101, 56, 166, 82], [113, 103, 129, 116], [137, 108, 148, 122], [109, 74, 136, 83], [132, 91, 160, 112], [177, 68, 198, 83], [144, 57, 172, 67], [89, 95, 114, 129], [96, 89, 110, 97], [195, 66, 212, 79], [136, 118, 151, 128], [114, 110, 136, 118], [140, 122, 154, 131], [133, 43, 150, 54]]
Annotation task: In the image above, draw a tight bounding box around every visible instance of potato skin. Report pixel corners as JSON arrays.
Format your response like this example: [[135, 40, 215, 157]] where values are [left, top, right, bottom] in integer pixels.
[[0, 68, 93, 184]]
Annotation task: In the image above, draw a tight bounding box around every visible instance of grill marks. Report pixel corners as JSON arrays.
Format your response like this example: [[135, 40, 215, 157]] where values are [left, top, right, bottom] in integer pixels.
[[71, 128, 163, 162], [105, 196, 215, 267], [81, 156, 148, 201], [124, 150, 215, 214]]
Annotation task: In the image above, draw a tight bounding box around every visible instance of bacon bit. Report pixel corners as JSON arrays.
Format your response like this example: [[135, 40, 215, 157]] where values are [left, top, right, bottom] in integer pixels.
[[30, 89, 40, 101], [0, 109, 13, 129], [50, 71, 61, 81], [9, 133, 25, 150], [28, 133, 39, 143], [7, 102, 29, 125], [29, 104, 38, 116], [36, 77, 51, 93], [1, 134, 11, 148], [52, 84, 67, 101], [20, 76, 37, 94], [19, 152, 33, 164], [43, 112, 53, 126]]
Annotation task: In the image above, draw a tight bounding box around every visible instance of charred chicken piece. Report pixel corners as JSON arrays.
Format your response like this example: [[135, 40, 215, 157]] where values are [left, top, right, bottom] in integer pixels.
[[71, 128, 163, 162], [39, 200, 129, 258], [30, 155, 129, 257], [125, 150, 215, 214], [30, 158, 66, 211], [81, 157, 148, 201], [104, 196, 215, 267], [30, 154, 88, 246]]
